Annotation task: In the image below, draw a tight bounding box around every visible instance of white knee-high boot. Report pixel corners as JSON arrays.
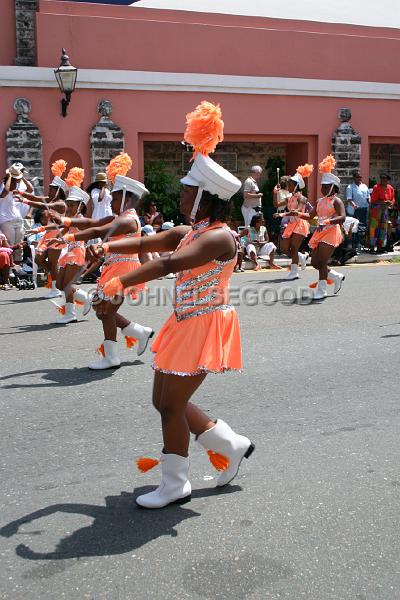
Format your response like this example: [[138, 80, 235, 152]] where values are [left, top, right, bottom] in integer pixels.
[[45, 280, 62, 299], [329, 269, 345, 294], [73, 288, 92, 315], [122, 322, 154, 356], [312, 279, 328, 300], [55, 302, 77, 324], [136, 453, 191, 509], [88, 340, 121, 370], [197, 419, 255, 487], [285, 263, 299, 280]]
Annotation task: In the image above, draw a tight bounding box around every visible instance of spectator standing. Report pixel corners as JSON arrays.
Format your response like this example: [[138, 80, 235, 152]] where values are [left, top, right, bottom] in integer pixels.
[[241, 165, 263, 226], [0, 232, 18, 289], [369, 173, 395, 252], [0, 164, 25, 264], [345, 170, 370, 249], [86, 173, 113, 220]]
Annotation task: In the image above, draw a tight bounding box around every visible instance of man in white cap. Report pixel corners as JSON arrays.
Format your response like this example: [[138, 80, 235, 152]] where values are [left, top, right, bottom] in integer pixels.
[[52, 173, 154, 368], [241, 165, 264, 226]]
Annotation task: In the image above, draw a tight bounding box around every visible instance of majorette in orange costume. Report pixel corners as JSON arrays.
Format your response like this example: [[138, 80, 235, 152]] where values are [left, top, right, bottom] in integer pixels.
[[281, 163, 313, 280], [308, 155, 346, 300], [86, 154, 154, 370], [100, 101, 255, 509], [53, 168, 92, 324]]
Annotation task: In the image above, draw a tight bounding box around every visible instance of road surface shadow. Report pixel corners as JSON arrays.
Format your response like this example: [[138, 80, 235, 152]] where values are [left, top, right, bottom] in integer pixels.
[[0, 362, 144, 389], [381, 334, 400, 338], [0, 486, 242, 561], [0, 322, 88, 336], [0, 296, 44, 305]]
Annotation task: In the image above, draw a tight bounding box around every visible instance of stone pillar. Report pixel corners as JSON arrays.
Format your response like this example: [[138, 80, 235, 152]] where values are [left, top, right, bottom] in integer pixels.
[[90, 100, 125, 181], [331, 108, 361, 198], [6, 98, 43, 193], [15, 0, 38, 66]]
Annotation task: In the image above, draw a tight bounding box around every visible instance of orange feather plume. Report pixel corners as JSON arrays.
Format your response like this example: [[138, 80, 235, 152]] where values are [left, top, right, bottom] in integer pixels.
[[184, 101, 224, 158], [207, 450, 230, 471], [51, 159, 67, 178], [136, 457, 160, 473], [319, 155, 336, 174], [297, 164, 314, 178], [65, 167, 85, 188], [56, 305, 66, 315], [106, 152, 133, 183]]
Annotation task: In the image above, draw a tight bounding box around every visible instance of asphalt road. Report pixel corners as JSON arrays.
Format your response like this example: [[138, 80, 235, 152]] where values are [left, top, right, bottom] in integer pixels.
[[0, 264, 400, 600]]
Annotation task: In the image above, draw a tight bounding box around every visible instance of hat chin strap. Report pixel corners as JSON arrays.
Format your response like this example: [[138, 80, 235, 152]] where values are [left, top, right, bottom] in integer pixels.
[[120, 187, 127, 213], [190, 186, 204, 222]]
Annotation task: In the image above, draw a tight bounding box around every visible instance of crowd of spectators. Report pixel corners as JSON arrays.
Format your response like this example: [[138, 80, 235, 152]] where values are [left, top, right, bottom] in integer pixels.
[[1, 161, 399, 289]]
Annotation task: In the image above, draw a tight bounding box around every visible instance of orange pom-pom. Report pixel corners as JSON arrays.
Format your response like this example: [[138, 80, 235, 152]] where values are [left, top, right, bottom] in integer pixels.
[[51, 159, 67, 178], [184, 101, 224, 158], [319, 155, 336, 174], [74, 300, 84, 307], [57, 305, 66, 315], [125, 336, 137, 349], [106, 152, 133, 183], [65, 167, 85, 188], [97, 343, 105, 357], [136, 457, 160, 473], [207, 450, 230, 471], [45, 274, 52, 289], [297, 164, 314, 178]]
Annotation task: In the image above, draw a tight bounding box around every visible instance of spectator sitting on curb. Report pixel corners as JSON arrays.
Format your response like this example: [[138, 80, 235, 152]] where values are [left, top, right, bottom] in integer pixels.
[[242, 213, 282, 271]]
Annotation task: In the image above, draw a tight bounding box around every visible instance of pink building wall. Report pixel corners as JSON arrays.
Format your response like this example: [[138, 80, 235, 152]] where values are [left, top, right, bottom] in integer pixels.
[[0, 0, 16, 66], [35, 1, 400, 83], [1, 0, 400, 201]]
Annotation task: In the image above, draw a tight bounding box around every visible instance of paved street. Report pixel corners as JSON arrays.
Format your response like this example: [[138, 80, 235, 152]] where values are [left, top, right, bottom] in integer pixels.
[[0, 264, 400, 600]]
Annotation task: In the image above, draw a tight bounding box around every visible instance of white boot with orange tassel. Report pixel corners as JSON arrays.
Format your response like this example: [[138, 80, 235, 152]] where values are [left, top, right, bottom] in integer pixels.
[[88, 340, 121, 370], [197, 420, 255, 487], [121, 322, 154, 356], [136, 453, 191, 509]]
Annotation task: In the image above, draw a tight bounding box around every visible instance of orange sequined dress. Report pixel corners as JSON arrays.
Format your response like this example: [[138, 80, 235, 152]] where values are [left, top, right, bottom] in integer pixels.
[[97, 208, 145, 299], [152, 219, 242, 376], [36, 229, 63, 254], [308, 196, 343, 249], [282, 192, 310, 238], [58, 218, 86, 267]]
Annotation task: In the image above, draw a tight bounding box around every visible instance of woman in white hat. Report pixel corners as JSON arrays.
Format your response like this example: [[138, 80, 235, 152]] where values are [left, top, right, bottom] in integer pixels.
[[86, 173, 112, 220], [297, 156, 346, 300], [91, 102, 254, 509], [50, 154, 154, 366], [273, 164, 313, 280], [0, 164, 26, 264]]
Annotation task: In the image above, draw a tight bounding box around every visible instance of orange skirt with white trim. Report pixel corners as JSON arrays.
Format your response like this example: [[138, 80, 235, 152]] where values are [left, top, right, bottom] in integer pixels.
[[309, 225, 343, 249], [282, 219, 310, 239], [98, 259, 145, 299], [58, 246, 86, 268]]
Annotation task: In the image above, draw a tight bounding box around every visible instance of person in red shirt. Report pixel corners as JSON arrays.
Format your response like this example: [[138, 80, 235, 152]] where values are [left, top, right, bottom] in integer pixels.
[[369, 173, 395, 252]]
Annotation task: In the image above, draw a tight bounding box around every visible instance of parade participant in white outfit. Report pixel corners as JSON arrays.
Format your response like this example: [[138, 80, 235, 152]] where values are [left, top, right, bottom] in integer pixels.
[[51, 154, 154, 368], [0, 165, 26, 264], [241, 166, 263, 226]]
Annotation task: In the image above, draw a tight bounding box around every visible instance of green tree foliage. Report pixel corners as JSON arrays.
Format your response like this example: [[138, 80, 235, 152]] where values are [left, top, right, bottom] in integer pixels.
[[144, 160, 181, 220]]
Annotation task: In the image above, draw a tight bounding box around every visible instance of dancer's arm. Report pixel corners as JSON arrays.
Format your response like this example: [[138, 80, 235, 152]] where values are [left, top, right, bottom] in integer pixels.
[[49, 210, 114, 231], [94, 225, 190, 257], [330, 198, 346, 225], [61, 214, 136, 243], [14, 190, 48, 202], [96, 228, 235, 311]]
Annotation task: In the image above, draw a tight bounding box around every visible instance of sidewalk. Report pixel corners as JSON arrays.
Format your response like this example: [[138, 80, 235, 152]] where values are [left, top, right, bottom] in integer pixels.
[[242, 248, 400, 270]]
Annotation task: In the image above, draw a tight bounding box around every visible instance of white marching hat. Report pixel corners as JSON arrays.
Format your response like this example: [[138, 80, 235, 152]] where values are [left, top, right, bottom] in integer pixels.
[[50, 176, 69, 195], [67, 186, 90, 205], [321, 172, 340, 186], [290, 172, 305, 190], [112, 175, 149, 199], [181, 154, 241, 200]]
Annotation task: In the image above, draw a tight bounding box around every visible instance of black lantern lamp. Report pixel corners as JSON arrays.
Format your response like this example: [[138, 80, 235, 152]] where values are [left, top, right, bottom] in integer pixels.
[[54, 48, 78, 117]]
